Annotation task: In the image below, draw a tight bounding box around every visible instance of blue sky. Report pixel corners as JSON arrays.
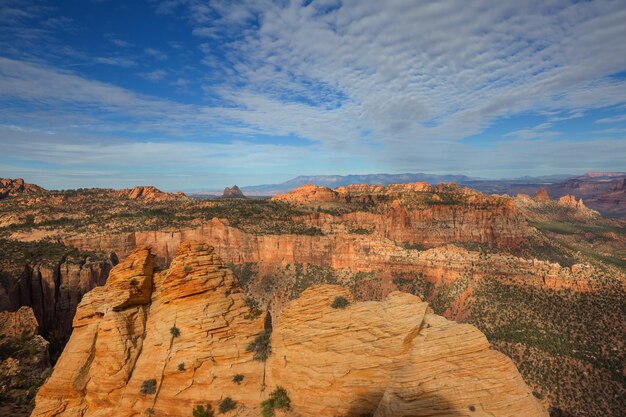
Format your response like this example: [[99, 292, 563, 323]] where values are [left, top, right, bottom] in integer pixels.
[[1, 0, 626, 191]]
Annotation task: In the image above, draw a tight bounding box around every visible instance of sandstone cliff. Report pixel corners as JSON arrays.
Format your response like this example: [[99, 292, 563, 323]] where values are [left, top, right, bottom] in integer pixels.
[[0, 256, 114, 343], [272, 182, 531, 247], [31, 243, 546, 417], [0, 178, 44, 199]]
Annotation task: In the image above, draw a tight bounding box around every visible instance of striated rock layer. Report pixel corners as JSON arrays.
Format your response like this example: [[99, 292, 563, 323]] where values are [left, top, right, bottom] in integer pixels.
[[64, 218, 597, 293], [1, 257, 114, 338], [32, 242, 546, 417], [272, 182, 531, 247]]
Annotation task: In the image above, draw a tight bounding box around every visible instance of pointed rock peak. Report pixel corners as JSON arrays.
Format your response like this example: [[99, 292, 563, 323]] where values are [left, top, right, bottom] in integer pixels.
[[222, 184, 246, 198], [557, 194, 585, 209], [533, 187, 551, 201]]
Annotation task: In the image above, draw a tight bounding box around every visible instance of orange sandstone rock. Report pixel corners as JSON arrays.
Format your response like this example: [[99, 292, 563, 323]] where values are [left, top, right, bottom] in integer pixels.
[[32, 243, 546, 417]]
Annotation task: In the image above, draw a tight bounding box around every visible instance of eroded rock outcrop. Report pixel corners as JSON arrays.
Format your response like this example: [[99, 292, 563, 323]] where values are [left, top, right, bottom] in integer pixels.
[[222, 185, 246, 199], [272, 182, 531, 247], [0, 178, 44, 199], [0, 306, 39, 337], [32, 243, 546, 417], [1, 257, 114, 339], [121, 186, 188, 202], [533, 188, 551, 202]]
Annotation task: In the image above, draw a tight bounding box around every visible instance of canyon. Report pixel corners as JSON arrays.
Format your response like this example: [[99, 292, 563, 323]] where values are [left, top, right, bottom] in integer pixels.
[[0, 180, 624, 417], [31, 243, 547, 417]]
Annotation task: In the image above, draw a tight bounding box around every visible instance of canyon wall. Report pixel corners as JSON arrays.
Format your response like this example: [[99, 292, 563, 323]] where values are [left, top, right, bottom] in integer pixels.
[[272, 183, 532, 247], [31, 243, 547, 417], [0, 257, 113, 338], [63, 218, 597, 293]]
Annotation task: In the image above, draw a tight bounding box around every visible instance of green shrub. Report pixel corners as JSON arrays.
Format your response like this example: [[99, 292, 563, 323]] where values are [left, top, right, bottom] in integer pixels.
[[246, 329, 271, 361], [331, 296, 350, 309], [170, 326, 181, 337], [232, 374, 244, 384], [192, 404, 214, 417], [219, 397, 237, 413], [184, 265, 192, 273], [178, 362, 185, 371], [140, 379, 157, 395], [260, 386, 290, 417], [244, 297, 263, 320]]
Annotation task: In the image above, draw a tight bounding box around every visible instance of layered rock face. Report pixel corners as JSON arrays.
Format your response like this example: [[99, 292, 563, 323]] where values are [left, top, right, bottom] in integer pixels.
[[0, 257, 113, 339], [32, 243, 546, 417], [272, 182, 531, 247], [63, 218, 595, 294], [0, 178, 44, 199]]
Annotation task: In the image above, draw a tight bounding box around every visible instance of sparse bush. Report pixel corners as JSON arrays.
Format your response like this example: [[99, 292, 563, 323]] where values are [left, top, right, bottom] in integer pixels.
[[178, 362, 185, 371], [232, 374, 244, 384], [260, 386, 290, 417], [219, 397, 237, 413], [192, 404, 214, 417], [244, 297, 263, 320], [170, 326, 181, 337], [140, 379, 157, 395], [331, 296, 350, 309], [246, 329, 271, 361], [184, 265, 192, 273]]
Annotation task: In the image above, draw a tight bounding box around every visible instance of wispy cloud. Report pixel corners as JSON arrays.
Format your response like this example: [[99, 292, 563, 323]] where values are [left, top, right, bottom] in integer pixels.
[[596, 114, 626, 124], [95, 56, 137, 67]]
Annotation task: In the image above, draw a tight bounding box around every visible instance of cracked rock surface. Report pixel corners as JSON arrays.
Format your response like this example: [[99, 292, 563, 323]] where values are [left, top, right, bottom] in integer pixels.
[[31, 242, 546, 417]]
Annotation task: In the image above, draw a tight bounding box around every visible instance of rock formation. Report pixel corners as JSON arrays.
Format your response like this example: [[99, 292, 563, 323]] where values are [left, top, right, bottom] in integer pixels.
[[0, 178, 44, 199], [222, 185, 246, 199], [557, 194, 586, 209], [0, 306, 39, 337], [272, 182, 531, 247], [0, 257, 114, 340], [0, 307, 50, 417], [533, 187, 551, 202], [31, 243, 546, 417], [121, 186, 187, 202]]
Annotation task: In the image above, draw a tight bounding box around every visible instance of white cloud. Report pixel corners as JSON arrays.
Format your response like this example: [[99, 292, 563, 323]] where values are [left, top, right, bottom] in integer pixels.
[[166, 0, 626, 146], [2, 0, 626, 187]]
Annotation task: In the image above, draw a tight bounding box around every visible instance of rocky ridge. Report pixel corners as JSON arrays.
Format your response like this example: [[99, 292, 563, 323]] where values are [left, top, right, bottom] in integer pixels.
[[121, 186, 188, 202], [272, 182, 531, 247], [31, 242, 546, 417]]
